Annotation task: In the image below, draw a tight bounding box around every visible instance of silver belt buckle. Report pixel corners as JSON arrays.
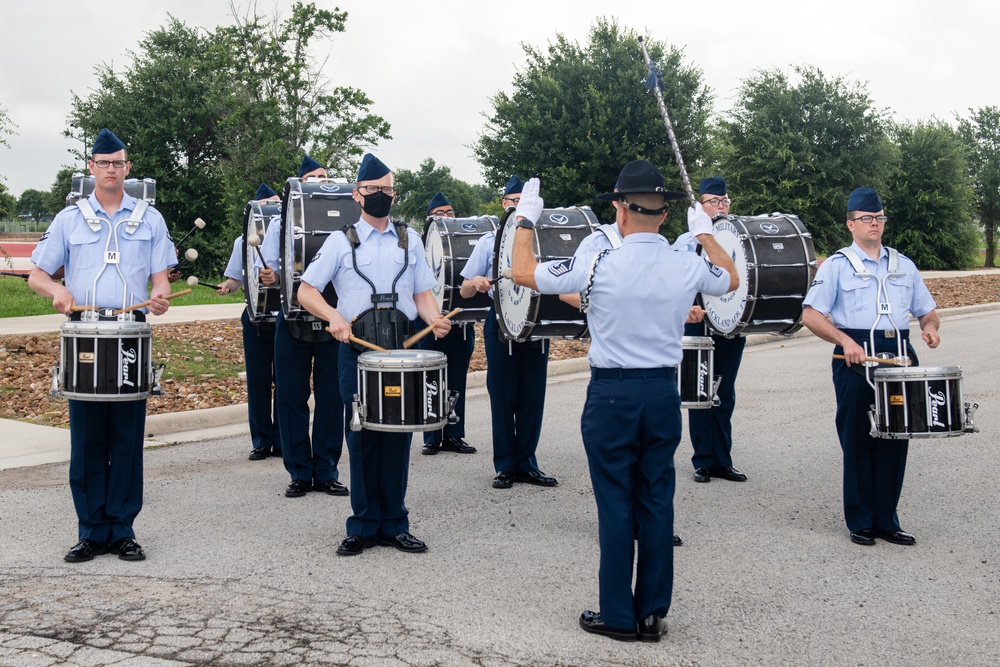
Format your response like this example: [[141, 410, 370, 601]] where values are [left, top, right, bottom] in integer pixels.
[[884, 330, 896, 339]]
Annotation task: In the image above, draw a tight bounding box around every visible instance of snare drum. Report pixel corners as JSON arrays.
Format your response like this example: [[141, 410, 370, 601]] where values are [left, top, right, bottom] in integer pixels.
[[280, 178, 360, 318], [242, 199, 282, 322], [677, 336, 718, 409], [424, 215, 499, 322], [352, 350, 456, 432], [700, 213, 817, 336], [57, 319, 153, 401], [870, 365, 974, 439], [66, 173, 156, 207], [494, 206, 598, 341]]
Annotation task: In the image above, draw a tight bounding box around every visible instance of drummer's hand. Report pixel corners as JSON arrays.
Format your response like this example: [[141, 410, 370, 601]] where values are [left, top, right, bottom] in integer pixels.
[[259, 267, 277, 286], [922, 324, 940, 349], [687, 202, 713, 238], [167, 268, 181, 283], [326, 311, 352, 343], [841, 339, 866, 366], [472, 275, 492, 293], [686, 305, 705, 324], [515, 178, 544, 225], [215, 282, 230, 296], [431, 316, 452, 339], [148, 293, 170, 316], [51, 285, 76, 315]]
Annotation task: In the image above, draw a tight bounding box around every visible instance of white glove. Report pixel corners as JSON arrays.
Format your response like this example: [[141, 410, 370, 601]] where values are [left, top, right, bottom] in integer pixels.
[[515, 177, 544, 225], [687, 202, 713, 237]]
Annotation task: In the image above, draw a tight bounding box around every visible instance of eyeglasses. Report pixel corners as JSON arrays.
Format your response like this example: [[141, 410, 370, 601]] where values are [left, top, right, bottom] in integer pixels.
[[702, 197, 731, 207], [850, 215, 888, 225], [357, 185, 395, 195], [92, 160, 128, 169], [431, 209, 455, 217], [502, 196, 520, 206]]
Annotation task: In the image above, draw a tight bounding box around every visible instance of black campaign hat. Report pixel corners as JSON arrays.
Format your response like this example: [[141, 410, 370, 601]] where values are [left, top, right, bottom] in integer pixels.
[[596, 159, 685, 202]]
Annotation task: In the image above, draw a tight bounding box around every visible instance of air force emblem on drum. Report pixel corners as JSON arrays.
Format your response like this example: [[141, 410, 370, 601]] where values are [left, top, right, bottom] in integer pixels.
[[320, 184, 342, 193], [461, 222, 478, 232], [760, 223, 780, 234], [548, 213, 569, 225], [547, 257, 575, 276]]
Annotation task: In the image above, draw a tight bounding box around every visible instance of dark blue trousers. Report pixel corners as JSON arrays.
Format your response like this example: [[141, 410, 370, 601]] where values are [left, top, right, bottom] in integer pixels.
[[832, 333, 915, 533], [483, 309, 548, 474], [68, 399, 147, 544], [581, 368, 680, 630], [273, 312, 344, 485], [242, 309, 280, 453], [420, 323, 475, 444], [684, 322, 746, 470], [339, 345, 412, 539]]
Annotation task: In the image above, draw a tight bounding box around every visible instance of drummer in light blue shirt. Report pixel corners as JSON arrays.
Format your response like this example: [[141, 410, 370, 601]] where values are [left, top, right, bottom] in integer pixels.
[[802, 186, 940, 548], [509, 162, 737, 643]]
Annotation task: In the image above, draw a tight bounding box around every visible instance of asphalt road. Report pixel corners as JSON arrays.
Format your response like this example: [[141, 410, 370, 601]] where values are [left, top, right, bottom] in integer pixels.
[[0, 310, 997, 666]]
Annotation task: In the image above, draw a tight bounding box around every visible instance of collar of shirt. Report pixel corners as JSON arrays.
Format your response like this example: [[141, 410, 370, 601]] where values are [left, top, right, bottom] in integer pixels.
[[354, 217, 399, 243], [87, 191, 139, 217], [621, 231, 665, 246], [851, 241, 887, 267]]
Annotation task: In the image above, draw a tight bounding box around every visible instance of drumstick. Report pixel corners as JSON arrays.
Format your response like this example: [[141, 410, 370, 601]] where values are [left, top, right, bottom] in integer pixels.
[[173, 247, 198, 272], [68, 304, 100, 313], [246, 234, 269, 271], [186, 276, 219, 290], [113, 289, 192, 315], [832, 354, 912, 367], [175, 217, 207, 247], [1, 270, 29, 280], [402, 308, 462, 349], [323, 327, 389, 353]]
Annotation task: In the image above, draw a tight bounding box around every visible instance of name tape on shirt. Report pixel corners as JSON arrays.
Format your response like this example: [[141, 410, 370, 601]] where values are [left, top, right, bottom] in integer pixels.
[[547, 257, 575, 276]]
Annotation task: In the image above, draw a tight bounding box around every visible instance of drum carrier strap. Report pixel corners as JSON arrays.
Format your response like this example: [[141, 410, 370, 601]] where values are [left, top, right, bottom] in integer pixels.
[[596, 224, 623, 249], [343, 220, 414, 350], [76, 198, 150, 312]]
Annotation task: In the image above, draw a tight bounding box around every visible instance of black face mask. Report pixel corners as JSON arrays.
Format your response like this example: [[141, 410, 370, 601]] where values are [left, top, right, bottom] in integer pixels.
[[361, 191, 393, 218]]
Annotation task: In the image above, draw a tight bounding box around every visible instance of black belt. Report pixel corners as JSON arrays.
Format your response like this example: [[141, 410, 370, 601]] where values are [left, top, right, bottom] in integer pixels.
[[840, 328, 908, 340], [591, 367, 676, 380]]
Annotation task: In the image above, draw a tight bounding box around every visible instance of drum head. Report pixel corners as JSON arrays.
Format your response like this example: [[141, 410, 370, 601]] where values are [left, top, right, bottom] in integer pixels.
[[423, 218, 448, 313], [493, 209, 535, 340], [243, 200, 282, 321], [700, 218, 752, 335]]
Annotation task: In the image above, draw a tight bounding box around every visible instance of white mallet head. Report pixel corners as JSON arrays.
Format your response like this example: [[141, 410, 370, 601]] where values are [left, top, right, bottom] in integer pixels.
[[184, 248, 198, 261], [186, 276, 199, 287], [247, 233, 262, 247], [194, 218, 206, 229]]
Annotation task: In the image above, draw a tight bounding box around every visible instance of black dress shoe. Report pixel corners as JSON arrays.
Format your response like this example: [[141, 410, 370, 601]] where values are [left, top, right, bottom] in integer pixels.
[[492, 471, 514, 489], [579, 611, 636, 642], [421, 442, 441, 455], [377, 533, 428, 553], [693, 467, 711, 483], [248, 447, 269, 461], [850, 529, 876, 545], [314, 479, 349, 496], [710, 465, 747, 482], [638, 614, 667, 643], [875, 529, 916, 545], [336, 535, 376, 556], [514, 469, 558, 487], [673, 534, 683, 547], [285, 480, 309, 497], [109, 537, 146, 561], [64, 539, 108, 563], [440, 437, 477, 454], [271, 448, 282, 457]]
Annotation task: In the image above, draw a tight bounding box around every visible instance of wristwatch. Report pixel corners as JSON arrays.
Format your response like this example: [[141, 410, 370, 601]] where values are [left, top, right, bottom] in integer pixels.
[[516, 218, 534, 230]]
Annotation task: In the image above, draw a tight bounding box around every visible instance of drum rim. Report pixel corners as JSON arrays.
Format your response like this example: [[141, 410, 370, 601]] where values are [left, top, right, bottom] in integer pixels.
[[873, 365, 963, 379]]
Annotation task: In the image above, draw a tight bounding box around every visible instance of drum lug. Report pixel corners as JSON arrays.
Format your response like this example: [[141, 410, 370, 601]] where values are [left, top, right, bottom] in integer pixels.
[[867, 408, 879, 438], [446, 390, 460, 425], [50, 364, 61, 397], [964, 402, 979, 434], [350, 394, 364, 432], [151, 363, 166, 396]]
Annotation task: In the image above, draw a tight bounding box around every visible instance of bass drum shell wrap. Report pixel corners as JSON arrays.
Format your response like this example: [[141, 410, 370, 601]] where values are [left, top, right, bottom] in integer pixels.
[[493, 206, 598, 342], [356, 350, 448, 432], [423, 215, 499, 322], [871, 365, 967, 439], [699, 213, 817, 337], [58, 320, 153, 401], [242, 199, 282, 323], [279, 178, 360, 321]]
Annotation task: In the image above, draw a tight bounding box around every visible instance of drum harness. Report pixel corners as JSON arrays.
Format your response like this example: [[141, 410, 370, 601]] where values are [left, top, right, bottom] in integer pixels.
[[835, 245, 909, 387], [343, 220, 414, 350], [76, 198, 149, 319]]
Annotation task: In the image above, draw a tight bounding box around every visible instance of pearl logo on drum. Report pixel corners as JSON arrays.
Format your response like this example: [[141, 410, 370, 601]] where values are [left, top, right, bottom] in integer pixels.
[[120, 345, 137, 388], [426, 379, 439, 418], [928, 388, 947, 428]]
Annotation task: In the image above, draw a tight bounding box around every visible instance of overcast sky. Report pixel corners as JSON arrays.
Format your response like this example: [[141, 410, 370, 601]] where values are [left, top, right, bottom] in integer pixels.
[[1, 0, 996, 198]]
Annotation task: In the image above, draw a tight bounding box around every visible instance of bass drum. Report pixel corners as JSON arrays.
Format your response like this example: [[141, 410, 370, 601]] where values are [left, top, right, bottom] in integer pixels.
[[493, 206, 598, 341], [242, 199, 282, 322], [66, 173, 156, 207], [700, 213, 816, 337], [279, 177, 360, 319], [423, 215, 498, 323]]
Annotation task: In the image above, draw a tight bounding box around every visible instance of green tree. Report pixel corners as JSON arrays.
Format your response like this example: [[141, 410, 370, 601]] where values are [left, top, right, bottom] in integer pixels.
[[0, 182, 15, 220], [883, 119, 977, 270], [16, 189, 48, 221], [43, 166, 79, 216], [474, 18, 713, 236], [719, 66, 895, 255], [393, 158, 485, 226], [957, 106, 1000, 267]]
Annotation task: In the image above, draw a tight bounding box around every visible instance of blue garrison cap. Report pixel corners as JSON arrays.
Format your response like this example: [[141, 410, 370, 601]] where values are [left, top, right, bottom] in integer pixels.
[[504, 175, 525, 196], [92, 128, 126, 155], [699, 177, 727, 197], [357, 153, 391, 182], [298, 155, 324, 178], [427, 192, 452, 213], [255, 183, 278, 200], [847, 187, 883, 213]]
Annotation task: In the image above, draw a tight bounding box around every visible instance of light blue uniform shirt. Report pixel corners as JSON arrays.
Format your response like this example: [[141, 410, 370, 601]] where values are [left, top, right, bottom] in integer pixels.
[[802, 242, 936, 331], [31, 194, 174, 311], [223, 236, 243, 282], [301, 218, 435, 321], [573, 223, 621, 257], [259, 215, 282, 274], [460, 230, 496, 298], [534, 232, 731, 368], [671, 230, 698, 253]]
